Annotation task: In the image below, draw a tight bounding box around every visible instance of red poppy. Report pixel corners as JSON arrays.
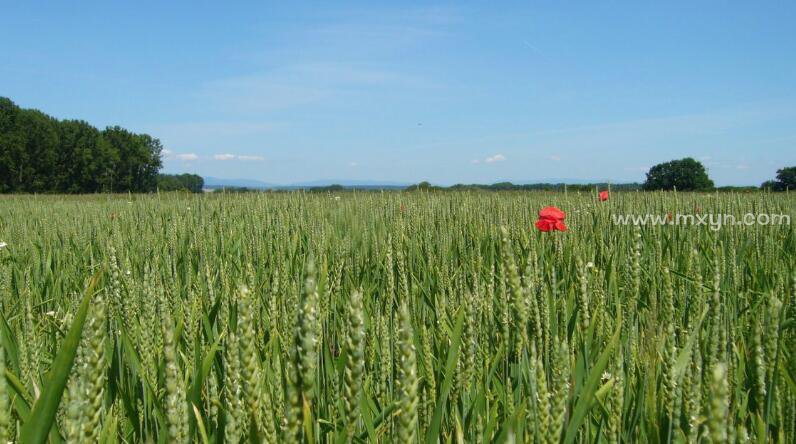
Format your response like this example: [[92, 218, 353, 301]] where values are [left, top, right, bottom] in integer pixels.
[[535, 206, 567, 232], [599, 190, 609, 201]]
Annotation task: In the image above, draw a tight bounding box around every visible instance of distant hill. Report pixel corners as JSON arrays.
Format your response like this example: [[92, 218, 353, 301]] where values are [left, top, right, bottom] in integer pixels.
[[203, 177, 410, 190], [203, 177, 280, 189], [287, 179, 411, 189]]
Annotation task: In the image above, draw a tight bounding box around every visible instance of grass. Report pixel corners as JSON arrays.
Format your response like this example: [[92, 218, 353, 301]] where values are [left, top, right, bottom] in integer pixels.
[[0, 190, 793, 443]]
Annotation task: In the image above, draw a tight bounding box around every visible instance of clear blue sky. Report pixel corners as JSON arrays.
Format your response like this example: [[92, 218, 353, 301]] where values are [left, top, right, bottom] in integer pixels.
[[2, 1, 795, 185]]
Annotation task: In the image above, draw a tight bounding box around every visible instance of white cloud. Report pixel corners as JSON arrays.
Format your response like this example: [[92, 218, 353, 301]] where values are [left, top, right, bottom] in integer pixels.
[[484, 154, 506, 163], [162, 149, 173, 156], [548, 155, 561, 161], [349, 161, 359, 167], [210, 153, 265, 161], [736, 164, 750, 170], [174, 153, 199, 161], [470, 159, 481, 164], [237, 155, 265, 161]]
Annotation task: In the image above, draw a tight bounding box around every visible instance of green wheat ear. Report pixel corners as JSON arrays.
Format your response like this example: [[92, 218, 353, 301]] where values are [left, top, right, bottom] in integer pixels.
[[287, 256, 321, 441], [0, 329, 10, 443], [708, 363, 730, 444], [343, 290, 365, 437], [396, 302, 419, 443], [162, 309, 189, 443]]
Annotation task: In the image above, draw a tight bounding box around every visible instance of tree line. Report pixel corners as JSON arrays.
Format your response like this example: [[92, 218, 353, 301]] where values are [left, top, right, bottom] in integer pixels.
[[404, 181, 643, 192], [404, 158, 794, 193], [0, 97, 163, 193], [156, 173, 204, 193]]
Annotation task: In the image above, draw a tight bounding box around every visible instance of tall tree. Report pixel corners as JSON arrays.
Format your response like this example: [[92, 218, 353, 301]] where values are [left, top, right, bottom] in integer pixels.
[[0, 97, 165, 193], [103, 127, 162, 192], [643, 158, 714, 191]]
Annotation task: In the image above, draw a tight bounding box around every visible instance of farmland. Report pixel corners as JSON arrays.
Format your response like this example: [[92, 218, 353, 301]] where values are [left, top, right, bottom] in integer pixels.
[[0, 191, 793, 443]]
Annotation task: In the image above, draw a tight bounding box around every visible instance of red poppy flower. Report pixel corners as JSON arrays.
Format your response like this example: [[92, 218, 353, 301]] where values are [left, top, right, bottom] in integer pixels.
[[599, 190, 609, 201], [535, 206, 567, 232]]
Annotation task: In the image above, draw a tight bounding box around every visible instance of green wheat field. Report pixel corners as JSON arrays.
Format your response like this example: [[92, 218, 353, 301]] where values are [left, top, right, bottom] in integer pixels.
[[0, 191, 794, 443]]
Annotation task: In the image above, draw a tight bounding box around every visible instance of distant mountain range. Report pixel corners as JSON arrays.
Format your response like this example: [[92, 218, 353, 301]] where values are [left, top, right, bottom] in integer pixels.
[[203, 177, 411, 190], [203, 176, 625, 190]]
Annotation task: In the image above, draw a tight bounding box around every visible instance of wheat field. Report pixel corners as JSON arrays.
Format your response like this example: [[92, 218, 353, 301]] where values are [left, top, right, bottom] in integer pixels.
[[0, 191, 793, 443]]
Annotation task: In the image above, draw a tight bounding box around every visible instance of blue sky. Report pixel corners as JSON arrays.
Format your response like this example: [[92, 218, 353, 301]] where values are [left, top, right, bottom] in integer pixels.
[[2, 1, 795, 185]]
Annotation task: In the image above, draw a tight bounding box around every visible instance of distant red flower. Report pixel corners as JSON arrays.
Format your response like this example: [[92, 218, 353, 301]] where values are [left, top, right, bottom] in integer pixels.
[[535, 206, 567, 232], [599, 190, 609, 201]]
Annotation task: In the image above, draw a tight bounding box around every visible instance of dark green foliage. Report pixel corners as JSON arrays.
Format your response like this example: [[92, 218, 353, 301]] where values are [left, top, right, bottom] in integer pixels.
[[0, 97, 162, 193], [157, 174, 204, 193], [761, 166, 796, 191], [103, 127, 163, 192], [211, 186, 258, 193], [643, 157, 714, 191]]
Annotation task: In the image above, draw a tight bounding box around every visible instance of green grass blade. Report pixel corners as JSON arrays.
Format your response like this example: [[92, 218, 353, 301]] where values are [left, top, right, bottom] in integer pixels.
[[425, 307, 465, 444], [19, 271, 100, 444], [563, 309, 622, 444]]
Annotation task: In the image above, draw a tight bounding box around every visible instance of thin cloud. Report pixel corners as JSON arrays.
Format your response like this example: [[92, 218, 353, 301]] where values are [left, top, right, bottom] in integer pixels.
[[211, 153, 265, 161], [237, 155, 265, 161], [174, 153, 199, 161], [548, 155, 561, 161], [484, 154, 506, 163]]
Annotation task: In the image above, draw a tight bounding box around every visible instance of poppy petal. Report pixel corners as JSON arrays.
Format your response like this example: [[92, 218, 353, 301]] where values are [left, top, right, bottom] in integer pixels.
[[539, 206, 566, 220], [535, 218, 553, 232]]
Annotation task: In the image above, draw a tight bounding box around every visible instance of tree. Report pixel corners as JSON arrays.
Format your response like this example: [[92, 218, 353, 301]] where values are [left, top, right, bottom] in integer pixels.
[[0, 97, 165, 193], [157, 174, 204, 193], [59, 120, 117, 193], [761, 166, 795, 191], [103, 127, 162, 192], [405, 181, 442, 191], [775, 166, 796, 190], [0, 98, 23, 193], [643, 158, 714, 191]]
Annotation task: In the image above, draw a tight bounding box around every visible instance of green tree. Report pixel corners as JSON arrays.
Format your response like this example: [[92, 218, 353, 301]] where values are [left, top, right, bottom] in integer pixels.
[[157, 174, 204, 193], [103, 127, 162, 192], [59, 120, 117, 193], [774, 166, 795, 190], [761, 166, 796, 191], [0, 98, 24, 192], [15, 108, 61, 192], [643, 157, 714, 191], [0, 97, 165, 193]]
